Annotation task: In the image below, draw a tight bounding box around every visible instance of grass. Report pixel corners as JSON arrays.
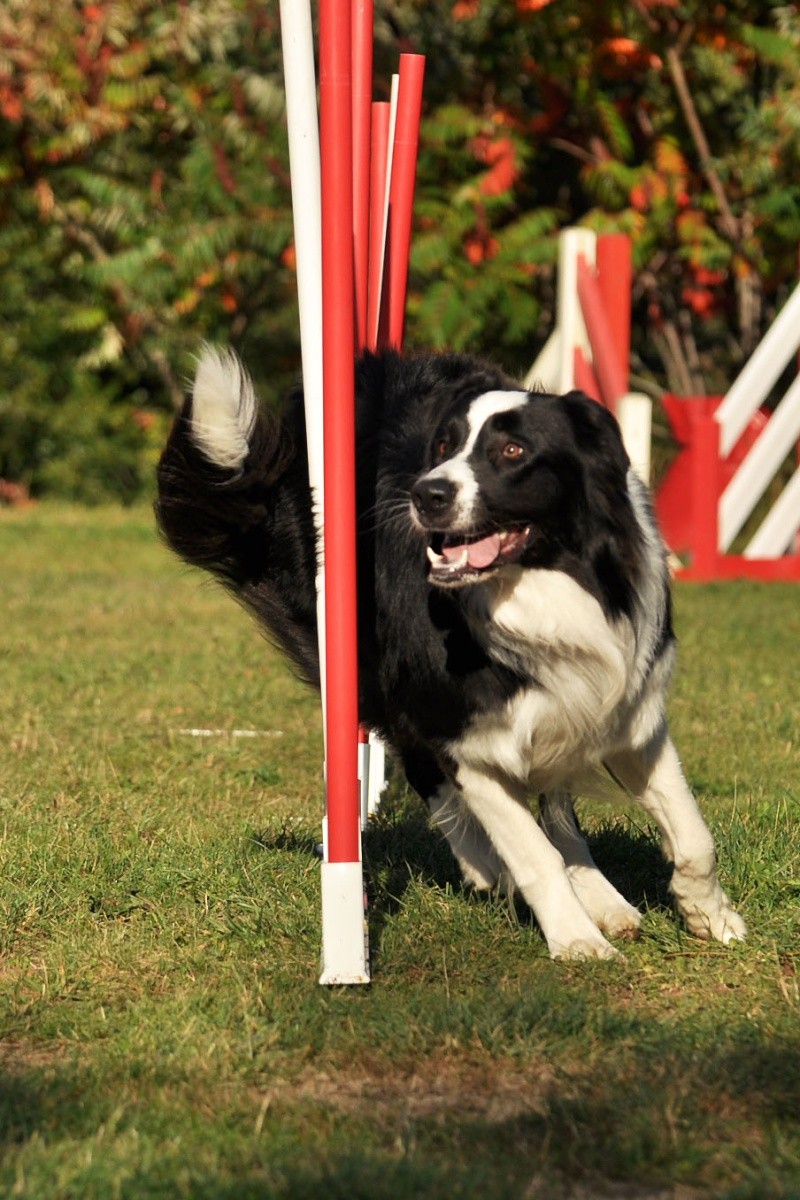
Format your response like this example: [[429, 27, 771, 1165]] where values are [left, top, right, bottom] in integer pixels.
[[0, 503, 798, 1200]]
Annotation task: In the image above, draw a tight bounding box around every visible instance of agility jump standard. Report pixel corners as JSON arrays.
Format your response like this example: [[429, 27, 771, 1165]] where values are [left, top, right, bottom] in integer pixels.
[[279, 0, 424, 984], [533, 230, 800, 578], [657, 278, 800, 581], [526, 228, 653, 484]]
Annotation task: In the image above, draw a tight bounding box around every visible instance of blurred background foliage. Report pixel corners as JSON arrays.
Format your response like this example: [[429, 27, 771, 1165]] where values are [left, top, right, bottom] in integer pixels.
[[0, 0, 799, 502]]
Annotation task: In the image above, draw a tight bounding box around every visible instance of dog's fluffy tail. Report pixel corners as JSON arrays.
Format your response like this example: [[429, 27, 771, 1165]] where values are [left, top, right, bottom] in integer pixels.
[[156, 347, 289, 576], [155, 346, 320, 682], [188, 346, 259, 474]]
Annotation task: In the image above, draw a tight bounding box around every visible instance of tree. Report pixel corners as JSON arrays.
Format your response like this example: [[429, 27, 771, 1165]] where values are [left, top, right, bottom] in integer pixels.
[[0, 0, 297, 500], [1, 0, 799, 500], [397, 0, 800, 394]]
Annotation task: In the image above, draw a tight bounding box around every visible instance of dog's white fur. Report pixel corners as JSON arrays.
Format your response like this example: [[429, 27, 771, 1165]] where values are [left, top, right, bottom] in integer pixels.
[[190, 347, 256, 472]]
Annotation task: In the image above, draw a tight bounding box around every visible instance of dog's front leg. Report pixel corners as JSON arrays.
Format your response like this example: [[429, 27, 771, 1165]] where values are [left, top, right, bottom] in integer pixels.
[[607, 732, 746, 945], [455, 764, 618, 960], [539, 793, 643, 940]]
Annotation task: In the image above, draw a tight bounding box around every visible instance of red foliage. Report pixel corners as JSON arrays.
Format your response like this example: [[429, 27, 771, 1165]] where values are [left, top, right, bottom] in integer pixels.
[[682, 287, 718, 317], [472, 134, 520, 196], [595, 37, 662, 78], [463, 228, 500, 264], [0, 480, 33, 507], [0, 86, 23, 123]]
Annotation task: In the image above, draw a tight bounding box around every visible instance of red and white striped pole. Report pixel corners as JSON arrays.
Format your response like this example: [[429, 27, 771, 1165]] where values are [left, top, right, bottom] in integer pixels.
[[317, 0, 369, 985]]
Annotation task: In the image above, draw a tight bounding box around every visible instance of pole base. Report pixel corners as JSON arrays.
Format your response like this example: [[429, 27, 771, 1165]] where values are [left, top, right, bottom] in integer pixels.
[[319, 859, 370, 985]]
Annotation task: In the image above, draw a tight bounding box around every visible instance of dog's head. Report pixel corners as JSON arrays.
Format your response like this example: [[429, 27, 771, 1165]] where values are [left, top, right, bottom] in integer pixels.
[[410, 386, 631, 587]]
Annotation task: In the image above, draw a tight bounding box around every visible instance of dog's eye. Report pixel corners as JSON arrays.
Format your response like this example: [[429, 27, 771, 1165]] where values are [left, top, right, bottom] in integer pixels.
[[435, 439, 449, 460], [502, 442, 525, 461]]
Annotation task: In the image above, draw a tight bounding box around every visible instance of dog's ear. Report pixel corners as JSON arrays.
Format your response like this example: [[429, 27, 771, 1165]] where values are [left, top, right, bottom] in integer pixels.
[[560, 390, 630, 476]]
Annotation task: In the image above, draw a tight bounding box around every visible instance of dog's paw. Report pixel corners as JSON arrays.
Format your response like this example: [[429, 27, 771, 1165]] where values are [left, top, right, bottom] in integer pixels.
[[683, 902, 747, 945], [599, 906, 643, 940], [550, 932, 621, 961], [671, 873, 747, 945], [566, 865, 642, 940]]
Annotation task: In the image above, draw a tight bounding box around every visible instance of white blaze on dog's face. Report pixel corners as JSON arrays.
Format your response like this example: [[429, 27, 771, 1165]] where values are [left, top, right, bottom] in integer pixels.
[[410, 387, 584, 587]]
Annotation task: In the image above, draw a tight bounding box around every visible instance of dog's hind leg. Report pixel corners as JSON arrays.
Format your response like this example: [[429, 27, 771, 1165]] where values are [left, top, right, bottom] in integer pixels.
[[428, 783, 513, 894], [455, 765, 619, 960], [606, 731, 746, 945], [401, 747, 512, 893], [539, 793, 642, 940]]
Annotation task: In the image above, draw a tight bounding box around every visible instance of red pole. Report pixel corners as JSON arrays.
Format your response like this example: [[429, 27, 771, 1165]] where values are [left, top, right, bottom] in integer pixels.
[[319, 0, 360, 864], [576, 254, 627, 411], [351, 0, 373, 352], [596, 234, 632, 392], [381, 53, 425, 348], [367, 101, 390, 351]]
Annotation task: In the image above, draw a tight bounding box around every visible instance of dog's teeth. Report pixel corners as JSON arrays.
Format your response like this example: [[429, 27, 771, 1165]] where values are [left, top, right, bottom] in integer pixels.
[[427, 545, 443, 564], [498, 531, 508, 542], [454, 547, 468, 569]]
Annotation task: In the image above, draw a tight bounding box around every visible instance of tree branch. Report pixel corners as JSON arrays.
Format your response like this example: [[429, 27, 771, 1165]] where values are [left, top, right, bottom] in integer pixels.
[[665, 43, 739, 242]]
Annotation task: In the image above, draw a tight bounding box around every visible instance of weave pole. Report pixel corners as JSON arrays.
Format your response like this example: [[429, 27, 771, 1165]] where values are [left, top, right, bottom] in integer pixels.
[[383, 55, 425, 348], [317, 0, 369, 985], [351, 0, 374, 351]]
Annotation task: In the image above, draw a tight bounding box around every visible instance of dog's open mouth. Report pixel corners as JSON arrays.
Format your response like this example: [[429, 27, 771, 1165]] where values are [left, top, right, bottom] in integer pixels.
[[426, 526, 532, 585]]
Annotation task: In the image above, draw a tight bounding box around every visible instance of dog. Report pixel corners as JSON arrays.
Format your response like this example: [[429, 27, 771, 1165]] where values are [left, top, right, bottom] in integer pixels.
[[156, 345, 746, 959]]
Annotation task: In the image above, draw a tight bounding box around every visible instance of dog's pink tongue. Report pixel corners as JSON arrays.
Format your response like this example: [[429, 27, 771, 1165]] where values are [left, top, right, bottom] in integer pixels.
[[442, 534, 502, 569]]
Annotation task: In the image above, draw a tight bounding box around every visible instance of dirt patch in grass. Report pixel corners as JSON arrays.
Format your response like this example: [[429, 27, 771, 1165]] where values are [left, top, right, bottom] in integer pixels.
[[0, 1038, 75, 1075], [268, 1054, 560, 1123]]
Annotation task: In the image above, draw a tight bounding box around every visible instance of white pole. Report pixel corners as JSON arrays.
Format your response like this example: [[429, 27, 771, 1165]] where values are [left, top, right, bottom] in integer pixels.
[[278, 0, 328, 726], [556, 228, 595, 394], [715, 281, 800, 458], [524, 328, 560, 393], [617, 392, 652, 484], [368, 73, 399, 345]]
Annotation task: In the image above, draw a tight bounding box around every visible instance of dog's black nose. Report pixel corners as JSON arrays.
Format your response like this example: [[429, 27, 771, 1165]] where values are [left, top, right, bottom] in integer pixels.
[[411, 475, 456, 521]]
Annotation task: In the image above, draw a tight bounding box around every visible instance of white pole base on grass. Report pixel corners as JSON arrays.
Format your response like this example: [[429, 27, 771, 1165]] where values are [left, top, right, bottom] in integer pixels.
[[319, 859, 370, 985]]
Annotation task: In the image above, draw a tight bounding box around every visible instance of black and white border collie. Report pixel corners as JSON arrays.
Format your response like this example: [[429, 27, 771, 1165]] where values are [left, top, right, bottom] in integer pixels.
[[156, 347, 745, 960]]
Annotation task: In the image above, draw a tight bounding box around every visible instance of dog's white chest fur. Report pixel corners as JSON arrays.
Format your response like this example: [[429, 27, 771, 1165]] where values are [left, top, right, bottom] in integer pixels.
[[453, 569, 635, 788]]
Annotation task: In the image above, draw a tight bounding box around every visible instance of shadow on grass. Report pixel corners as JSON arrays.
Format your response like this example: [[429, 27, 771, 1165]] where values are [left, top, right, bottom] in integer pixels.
[[32, 1038, 800, 1195], [251, 788, 675, 966], [0, 1028, 797, 1197], [0, 1056, 96, 1147], [583, 819, 673, 914]]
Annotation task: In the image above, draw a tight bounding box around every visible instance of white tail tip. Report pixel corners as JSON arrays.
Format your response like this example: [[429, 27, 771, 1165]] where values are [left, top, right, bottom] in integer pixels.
[[190, 347, 257, 472]]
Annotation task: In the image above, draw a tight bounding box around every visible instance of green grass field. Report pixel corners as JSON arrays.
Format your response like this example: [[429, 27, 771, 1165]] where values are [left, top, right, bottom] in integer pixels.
[[0, 504, 798, 1199]]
